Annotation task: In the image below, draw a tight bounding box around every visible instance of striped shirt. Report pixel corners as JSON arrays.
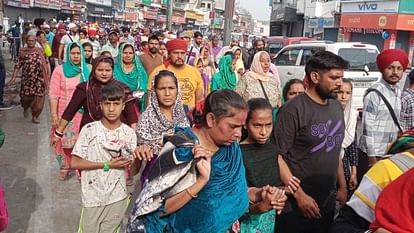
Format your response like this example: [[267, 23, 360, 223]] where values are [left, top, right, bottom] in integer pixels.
[[347, 152, 414, 223], [359, 79, 401, 157], [400, 89, 414, 131]]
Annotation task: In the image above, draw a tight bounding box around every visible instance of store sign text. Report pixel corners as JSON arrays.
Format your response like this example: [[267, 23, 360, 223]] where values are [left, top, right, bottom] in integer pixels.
[[358, 2, 377, 11], [344, 27, 383, 34]]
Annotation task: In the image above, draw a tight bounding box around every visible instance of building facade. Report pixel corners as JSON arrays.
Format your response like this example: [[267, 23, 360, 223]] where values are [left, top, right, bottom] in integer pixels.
[[340, 0, 414, 63]]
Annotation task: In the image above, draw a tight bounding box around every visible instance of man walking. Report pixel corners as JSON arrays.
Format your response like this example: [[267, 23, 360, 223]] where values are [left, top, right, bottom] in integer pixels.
[[148, 39, 203, 108], [360, 49, 409, 167], [140, 35, 163, 75], [273, 51, 349, 233]]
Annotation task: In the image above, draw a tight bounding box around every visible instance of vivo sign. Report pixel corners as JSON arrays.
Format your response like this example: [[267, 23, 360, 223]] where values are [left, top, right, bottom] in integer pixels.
[[342, 0, 399, 14], [358, 2, 377, 11]]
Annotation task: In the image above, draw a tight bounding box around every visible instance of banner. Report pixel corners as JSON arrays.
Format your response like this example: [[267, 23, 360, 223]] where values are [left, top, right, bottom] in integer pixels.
[[5, 0, 30, 8], [86, 0, 111, 7]]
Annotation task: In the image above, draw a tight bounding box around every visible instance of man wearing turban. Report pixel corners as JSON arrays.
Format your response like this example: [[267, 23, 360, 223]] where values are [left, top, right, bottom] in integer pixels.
[[360, 48, 409, 168], [147, 39, 204, 108]]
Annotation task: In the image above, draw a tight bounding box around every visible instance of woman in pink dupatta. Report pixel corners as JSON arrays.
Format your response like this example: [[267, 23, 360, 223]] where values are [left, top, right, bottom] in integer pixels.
[[49, 42, 90, 180]]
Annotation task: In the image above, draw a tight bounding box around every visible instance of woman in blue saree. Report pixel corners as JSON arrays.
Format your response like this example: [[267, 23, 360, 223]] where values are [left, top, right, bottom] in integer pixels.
[[128, 90, 250, 233]]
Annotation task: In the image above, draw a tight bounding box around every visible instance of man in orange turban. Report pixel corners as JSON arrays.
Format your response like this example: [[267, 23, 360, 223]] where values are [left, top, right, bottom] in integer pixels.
[[360, 48, 410, 169]]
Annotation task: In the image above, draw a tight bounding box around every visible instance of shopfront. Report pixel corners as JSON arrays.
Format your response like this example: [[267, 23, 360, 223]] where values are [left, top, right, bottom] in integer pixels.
[[60, 0, 82, 21], [340, 0, 414, 61], [184, 10, 198, 30], [86, 0, 113, 22], [5, 0, 60, 21], [172, 9, 185, 30]]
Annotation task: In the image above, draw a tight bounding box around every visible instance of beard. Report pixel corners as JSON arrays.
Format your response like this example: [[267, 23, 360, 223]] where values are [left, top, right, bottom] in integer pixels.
[[315, 84, 338, 100], [172, 59, 185, 67], [149, 47, 158, 54]]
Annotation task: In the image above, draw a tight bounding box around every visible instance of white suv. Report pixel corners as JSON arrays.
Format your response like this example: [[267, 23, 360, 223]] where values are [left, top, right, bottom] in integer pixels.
[[272, 41, 382, 111]]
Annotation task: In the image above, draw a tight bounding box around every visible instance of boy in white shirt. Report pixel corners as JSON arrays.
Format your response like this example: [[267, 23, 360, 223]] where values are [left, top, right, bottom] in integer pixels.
[[70, 82, 139, 233]]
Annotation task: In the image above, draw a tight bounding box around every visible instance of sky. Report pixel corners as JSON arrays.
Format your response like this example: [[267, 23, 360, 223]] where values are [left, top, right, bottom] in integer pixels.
[[238, 0, 271, 21]]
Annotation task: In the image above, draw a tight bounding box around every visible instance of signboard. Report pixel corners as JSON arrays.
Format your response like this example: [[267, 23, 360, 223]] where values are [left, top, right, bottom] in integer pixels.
[[343, 27, 384, 34], [340, 14, 398, 29], [125, 0, 137, 8], [341, 0, 399, 14], [125, 12, 137, 21], [143, 6, 158, 19], [196, 13, 205, 22], [399, 0, 414, 14], [86, 0, 111, 6], [185, 11, 197, 20], [61, 0, 82, 11], [308, 18, 335, 28], [5, 0, 30, 8]]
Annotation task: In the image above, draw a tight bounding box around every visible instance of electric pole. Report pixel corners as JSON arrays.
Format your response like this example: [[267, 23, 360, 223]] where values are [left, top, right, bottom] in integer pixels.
[[224, 0, 235, 45], [167, 0, 174, 30]]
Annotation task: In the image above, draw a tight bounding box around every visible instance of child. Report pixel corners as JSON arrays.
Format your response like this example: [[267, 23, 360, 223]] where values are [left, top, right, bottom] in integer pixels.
[[336, 79, 358, 198], [70, 82, 139, 233], [82, 42, 94, 69], [239, 98, 300, 233]]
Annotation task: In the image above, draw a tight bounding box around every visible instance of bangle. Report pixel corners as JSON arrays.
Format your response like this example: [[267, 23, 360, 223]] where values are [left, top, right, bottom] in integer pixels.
[[55, 129, 63, 138], [186, 188, 198, 198], [103, 162, 110, 172]]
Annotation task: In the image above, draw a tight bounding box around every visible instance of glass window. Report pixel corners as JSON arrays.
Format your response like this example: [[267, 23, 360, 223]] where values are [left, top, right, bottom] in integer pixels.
[[273, 48, 300, 66], [268, 42, 283, 55], [338, 48, 379, 71], [300, 47, 325, 65]]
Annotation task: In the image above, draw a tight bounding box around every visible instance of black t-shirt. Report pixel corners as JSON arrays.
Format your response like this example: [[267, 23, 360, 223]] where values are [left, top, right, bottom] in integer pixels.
[[240, 142, 282, 188], [272, 93, 344, 213]]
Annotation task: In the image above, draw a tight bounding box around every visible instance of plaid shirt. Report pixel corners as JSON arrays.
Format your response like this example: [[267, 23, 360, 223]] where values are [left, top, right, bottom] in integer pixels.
[[359, 79, 402, 157], [400, 89, 414, 131]]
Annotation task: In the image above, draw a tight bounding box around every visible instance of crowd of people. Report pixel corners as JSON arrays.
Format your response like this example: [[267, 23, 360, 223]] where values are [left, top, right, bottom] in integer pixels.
[[1, 17, 414, 233]]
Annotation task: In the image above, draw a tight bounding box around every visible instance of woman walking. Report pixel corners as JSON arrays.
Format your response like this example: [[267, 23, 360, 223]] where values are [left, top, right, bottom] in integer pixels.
[[8, 35, 49, 124], [236, 51, 282, 108], [128, 90, 250, 233], [50, 56, 138, 147], [114, 43, 148, 112], [136, 70, 190, 186], [49, 42, 90, 180]]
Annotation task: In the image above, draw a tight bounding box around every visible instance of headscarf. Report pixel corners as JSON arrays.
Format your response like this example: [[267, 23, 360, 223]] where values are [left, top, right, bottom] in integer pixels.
[[370, 167, 414, 232], [86, 55, 134, 121], [114, 43, 148, 111], [246, 51, 273, 82], [136, 74, 190, 155], [62, 42, 90, 82], [231, 46, 245, 77], [341, 92, 358, 158], [376, 49, 409, 73], [211, 55, 237, 90]]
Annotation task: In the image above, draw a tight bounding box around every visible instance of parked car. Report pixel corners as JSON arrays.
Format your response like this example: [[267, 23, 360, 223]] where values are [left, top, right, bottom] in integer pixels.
[[267, 36, 314, 57], [272, 41, 382, 111]]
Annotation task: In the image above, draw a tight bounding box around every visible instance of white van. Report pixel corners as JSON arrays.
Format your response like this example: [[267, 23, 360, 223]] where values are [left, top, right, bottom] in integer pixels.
[[272, 41, 382, 111]]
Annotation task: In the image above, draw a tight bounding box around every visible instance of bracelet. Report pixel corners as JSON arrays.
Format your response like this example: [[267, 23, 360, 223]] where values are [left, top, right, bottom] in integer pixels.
[[103, 162, 110, 172], [54, 129, 64, 138], [186, 188, 198, 198]]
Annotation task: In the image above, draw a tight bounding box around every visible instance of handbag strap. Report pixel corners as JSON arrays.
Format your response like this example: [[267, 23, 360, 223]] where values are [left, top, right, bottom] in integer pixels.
[[365, 88, 403, 133], [258, 80, 270, 101]]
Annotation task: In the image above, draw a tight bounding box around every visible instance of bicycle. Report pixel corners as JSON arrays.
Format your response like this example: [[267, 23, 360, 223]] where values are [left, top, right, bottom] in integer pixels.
[[7, 37, 20, 63]]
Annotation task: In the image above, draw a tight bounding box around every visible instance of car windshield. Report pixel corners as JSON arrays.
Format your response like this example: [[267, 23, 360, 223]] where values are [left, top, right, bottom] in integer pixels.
[[269, 43, 283, 54], [338, 48, 379, 72]]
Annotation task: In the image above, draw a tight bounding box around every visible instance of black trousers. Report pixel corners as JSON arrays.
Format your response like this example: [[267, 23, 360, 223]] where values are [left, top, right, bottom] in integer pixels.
[[330, 205, 370, 233], [275, 208, 335, 233]]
